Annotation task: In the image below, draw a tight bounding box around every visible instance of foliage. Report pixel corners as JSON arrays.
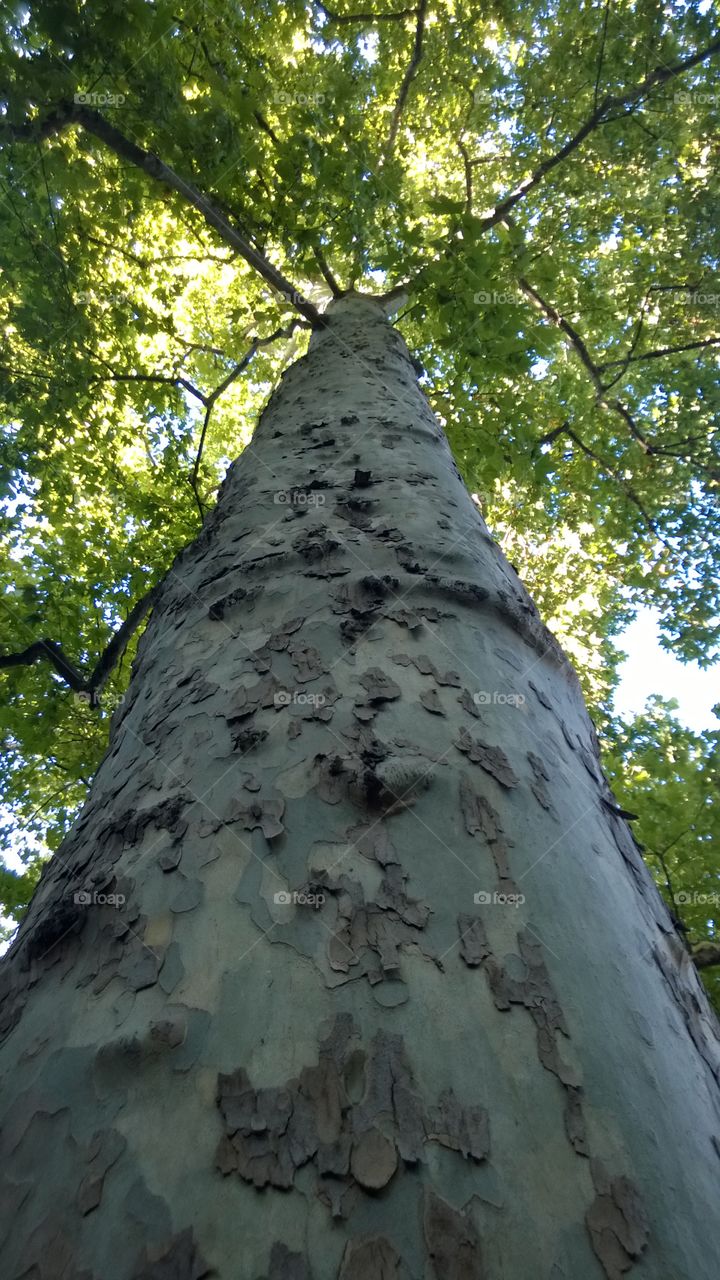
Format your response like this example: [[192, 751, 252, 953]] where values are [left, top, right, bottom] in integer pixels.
[[604, 698, 720, 1010], [0, 0, 718, 992]]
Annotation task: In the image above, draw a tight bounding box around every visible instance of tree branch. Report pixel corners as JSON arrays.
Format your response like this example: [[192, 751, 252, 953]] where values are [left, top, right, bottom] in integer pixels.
[[478, 32, 720, 231], [593, 0, 612, 110], [312, 245, 344, 297], [315, 2, 417, 23], [457, 137, 473, 215], [189, 320, 306, 517], [86, 588, 158, 696], [597, 335, 720, 371], [0, 586, 158, 703], [1, 102, 325, 328], [537, 421, 673, 548], [0, 639, 85, 690], [519, 277, 720, 478], [384, 0, 428, 160], [92, 370, 208, 405]]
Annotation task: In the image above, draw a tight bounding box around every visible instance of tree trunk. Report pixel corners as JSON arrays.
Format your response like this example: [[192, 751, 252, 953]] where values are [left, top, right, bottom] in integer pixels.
[[1, 293, 718, 1280]]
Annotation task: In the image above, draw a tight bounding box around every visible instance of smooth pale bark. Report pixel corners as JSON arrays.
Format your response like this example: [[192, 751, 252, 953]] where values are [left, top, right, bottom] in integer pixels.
[[0, 294, 718, 1280]]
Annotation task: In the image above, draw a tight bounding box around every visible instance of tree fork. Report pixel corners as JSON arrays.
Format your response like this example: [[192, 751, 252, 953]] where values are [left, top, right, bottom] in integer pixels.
[[0, 294, 718, 1279]]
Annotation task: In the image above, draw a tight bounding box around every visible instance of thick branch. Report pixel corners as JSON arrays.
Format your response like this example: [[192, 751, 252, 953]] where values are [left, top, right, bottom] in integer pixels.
[[316, 2, 417, 22], [0, 640, 85, 690], [312, 246, 344, 297], [86, 588, 158, 695], [0, 587, 157, 703], [478, 33, 720, 230], [1, 102, 325, 328]]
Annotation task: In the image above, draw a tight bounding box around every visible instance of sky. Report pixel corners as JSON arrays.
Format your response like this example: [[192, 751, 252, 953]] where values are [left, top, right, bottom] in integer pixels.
[[614, 606, 719, 733]]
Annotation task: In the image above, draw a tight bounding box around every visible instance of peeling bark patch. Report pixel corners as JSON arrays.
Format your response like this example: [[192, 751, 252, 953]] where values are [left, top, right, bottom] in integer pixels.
[[585, 1163, 649, 1279], [457, 914, 491, 967], [564, 1086, 589, 1156], [427, 1089, 490, 1161], [77, 1128, 126, 1215], [423, 1187, 485, 1280], [227, 673, 280, 722], [456, 773, 512, 885], [386, 605, 444, 630], [420, 688, 445, 715], [338, 1237, 409, 1279], [358, 669, 402, 704], [650, 943, 720, 1084], [290, 645, 327, 683], [527, 752, 556, 815], [455, 729, 519, 789], [232, 725, 267, 752], [458, 688, 482, 719], [313, 749, 431, 815], [350, 1127, 398, 1189], [226, 789, 285, 840], [208, 584, 260, 621], [459, 777, 501, 843], [170, 876, 204, 914], [6, 1211, 96, 1280], [317, 864, 434, 983], [158, 846, 182, 873], [347, 822, 399, 867], [133, 1227, 213, 1279], [216, 1017, 488, 1207], [391, 653, 460, 686], [459, 920, 588, 1157], [331, 575, 399, 643], [260, 1242, 312, 1280], [528, 679, 552, 710]]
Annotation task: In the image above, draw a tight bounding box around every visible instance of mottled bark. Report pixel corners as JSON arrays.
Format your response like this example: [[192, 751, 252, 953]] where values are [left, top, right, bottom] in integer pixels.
[[0, 294, 718, 1279]]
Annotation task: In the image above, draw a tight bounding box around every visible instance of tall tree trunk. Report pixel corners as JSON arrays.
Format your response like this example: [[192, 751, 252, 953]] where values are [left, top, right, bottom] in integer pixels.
[[1, 293, 718, 1280]]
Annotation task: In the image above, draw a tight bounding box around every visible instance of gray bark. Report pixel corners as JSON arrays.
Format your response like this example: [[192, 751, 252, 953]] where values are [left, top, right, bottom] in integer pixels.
[[0, 293, 718, 1279]]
